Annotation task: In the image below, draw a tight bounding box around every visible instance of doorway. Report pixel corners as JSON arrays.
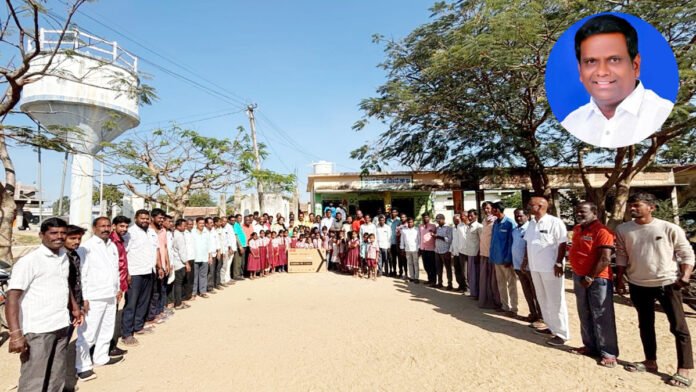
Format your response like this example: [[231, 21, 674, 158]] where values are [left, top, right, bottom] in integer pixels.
[[391, 197, 415, 218], [358, 199, 384, 218]]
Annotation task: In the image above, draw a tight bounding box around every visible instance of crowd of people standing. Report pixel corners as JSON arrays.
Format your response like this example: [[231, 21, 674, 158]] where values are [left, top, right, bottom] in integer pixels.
[[4, 192, 695, 390]]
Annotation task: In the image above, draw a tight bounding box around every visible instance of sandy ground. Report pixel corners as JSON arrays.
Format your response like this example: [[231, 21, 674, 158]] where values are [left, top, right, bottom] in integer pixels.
[[2, 270, 695, 392]]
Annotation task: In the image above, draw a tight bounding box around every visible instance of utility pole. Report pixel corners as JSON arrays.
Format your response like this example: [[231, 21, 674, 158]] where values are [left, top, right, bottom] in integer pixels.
[[58, 151, 69, 217], [246, 104, 264, 212]]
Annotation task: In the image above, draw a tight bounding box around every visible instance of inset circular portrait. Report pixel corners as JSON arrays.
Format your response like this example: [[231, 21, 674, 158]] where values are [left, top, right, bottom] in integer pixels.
[[545, 12, 679, 149]]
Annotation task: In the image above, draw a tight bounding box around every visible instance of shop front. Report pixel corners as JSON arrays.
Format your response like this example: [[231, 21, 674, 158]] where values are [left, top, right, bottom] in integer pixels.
[[307, 172, 456, 220]]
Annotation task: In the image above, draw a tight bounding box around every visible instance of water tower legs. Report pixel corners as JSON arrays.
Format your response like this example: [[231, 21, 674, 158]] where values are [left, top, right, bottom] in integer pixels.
[[69, 153, 94, 230]]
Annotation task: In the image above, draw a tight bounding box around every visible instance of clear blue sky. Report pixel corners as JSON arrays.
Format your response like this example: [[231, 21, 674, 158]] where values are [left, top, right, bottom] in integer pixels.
[[8, 0, 434, 204]]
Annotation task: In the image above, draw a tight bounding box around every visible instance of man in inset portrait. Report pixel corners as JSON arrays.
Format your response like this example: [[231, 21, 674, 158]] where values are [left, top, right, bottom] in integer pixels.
[[561, 14, 673, 148]]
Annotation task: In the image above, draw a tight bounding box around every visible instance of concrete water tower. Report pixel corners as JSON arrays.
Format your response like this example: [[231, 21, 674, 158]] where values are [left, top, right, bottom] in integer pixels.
[[20, 28, 140, 229]]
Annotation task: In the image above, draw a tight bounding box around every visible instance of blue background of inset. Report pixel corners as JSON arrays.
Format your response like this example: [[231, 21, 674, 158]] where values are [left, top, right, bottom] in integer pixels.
[[545, 12, 679, 123]]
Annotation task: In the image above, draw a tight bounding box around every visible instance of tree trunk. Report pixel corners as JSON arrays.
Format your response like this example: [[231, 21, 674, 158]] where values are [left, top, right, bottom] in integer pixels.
[[0, 132, 17, 263], [607, 180, 631, 230]]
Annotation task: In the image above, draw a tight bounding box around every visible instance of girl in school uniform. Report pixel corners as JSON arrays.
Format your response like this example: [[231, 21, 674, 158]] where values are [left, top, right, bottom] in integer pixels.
[[259, 230, 268, 276], [247, 232, 261, 279], [280, 230, 290, 272], [330, 232, 340, 271], [290, 231, 299, 249], [366, 233, 379, 281], [346, 231, 360, 277], [268, 231, 278, 274], [359, 232, 369, 278], [337, 231, 346, 272]]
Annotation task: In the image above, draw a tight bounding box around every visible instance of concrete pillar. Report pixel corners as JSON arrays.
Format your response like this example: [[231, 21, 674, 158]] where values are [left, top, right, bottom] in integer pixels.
[[69, 153, 94, 230]]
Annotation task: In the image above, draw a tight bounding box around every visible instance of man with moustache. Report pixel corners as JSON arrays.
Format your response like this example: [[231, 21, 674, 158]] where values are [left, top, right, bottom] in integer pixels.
[[511, 209, 543, 327], [561, 14, 674, 148], [489, 202, 518, 316], [522, 197, 569, 346], [617, 193, 695, 387], [6, 218, 83, 391], [108, 216, 131, 357], [567, 202, 618, 368], [463, 210, 483, 299], [75, 217, 124, 381], [121, 210, 159, 346], [147, 208, 169, 325]]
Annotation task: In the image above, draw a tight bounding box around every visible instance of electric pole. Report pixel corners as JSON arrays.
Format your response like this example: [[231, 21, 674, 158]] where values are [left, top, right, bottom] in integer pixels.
[[246, 104, 264, 212]]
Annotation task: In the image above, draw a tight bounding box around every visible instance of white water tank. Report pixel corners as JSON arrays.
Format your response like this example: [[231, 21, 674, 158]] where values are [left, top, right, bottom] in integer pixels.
[[312, 161, 334, 175], [20, 28, 140, 229]]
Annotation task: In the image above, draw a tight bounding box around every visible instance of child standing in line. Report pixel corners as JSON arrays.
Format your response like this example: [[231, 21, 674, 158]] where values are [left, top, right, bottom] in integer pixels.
[[268, 231, 278, 274], [360, 232, 369, 278], [290, 230, 299, 249], [346, 231, 360, 276], [329, 231, 339, 271], [259, 230, 268, 276], [280, 230, 290, 272], [366, 233, 379, 281], [337, 231, 346, 272], [247, 232, 261, 279]]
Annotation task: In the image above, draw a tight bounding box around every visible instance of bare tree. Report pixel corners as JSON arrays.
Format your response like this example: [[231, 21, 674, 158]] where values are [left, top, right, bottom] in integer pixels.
[[0, 0, 87, 261], [105, 126, 255, 218]]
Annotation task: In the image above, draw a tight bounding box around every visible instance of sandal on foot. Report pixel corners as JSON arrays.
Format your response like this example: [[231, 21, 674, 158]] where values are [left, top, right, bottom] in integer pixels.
[[599, 357, 617, 368], [668, 373, 692, 388], [624, 362, 658, 373]]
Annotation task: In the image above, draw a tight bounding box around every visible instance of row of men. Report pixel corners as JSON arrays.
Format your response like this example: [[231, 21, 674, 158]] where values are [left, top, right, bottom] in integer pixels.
[[5, 208, 273, 389], [384, 193, 693, 387]]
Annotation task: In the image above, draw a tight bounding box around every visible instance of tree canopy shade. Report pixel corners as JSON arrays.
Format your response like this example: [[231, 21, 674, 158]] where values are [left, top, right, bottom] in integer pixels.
[[353, 0, 695, 226]]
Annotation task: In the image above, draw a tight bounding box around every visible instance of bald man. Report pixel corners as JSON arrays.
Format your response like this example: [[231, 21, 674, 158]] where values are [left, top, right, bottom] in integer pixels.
[[522, 197, 569, 346]]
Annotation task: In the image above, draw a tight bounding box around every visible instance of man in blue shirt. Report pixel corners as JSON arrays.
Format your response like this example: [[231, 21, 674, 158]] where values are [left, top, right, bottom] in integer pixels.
[[233, 214, 247, 279], [511, 208, 542, 326], [489, 201, 518, 316]]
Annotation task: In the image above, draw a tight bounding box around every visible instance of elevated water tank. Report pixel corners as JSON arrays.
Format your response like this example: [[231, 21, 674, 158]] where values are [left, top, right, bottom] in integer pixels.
[[20, 28, 140, 229], [312, 161, 334, 175]]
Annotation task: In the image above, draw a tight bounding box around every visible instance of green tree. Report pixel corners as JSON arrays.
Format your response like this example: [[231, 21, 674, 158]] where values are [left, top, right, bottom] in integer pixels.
[[52, 196, 70, 216], [187, 191, 215, 207], [353, 0, 695, 227], [92, 183, 124, 215]]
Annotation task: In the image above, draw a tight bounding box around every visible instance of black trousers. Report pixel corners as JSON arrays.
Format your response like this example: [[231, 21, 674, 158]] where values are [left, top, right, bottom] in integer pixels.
[[453, 254, 468, 290], [629, 282, 693, 369], [208, 256, 220, 289], [183, 260, 194, 300], [121, 273, 153, 337], [421, 250, 436, 283]]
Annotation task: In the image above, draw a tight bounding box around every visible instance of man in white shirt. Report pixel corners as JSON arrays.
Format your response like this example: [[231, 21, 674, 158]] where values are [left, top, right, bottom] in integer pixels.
[[522, 197, 569, 346], [6, 218, 82, 391], [359, 214, 377, 239], [320, 209, 335, 232], [561, 14, 673, 148], [463, 210, 483, 298], [121, 210, 158, 346], [75, 217, 124, 381], [170, 219, 190, 309], [183, 219, 196, 301], [192, 217, 213, 298], [205, 217, 222, 292], [451, 213, 469, 292], [222, 216, 239, 284], [375, 215, 392, 276], [399, 217, 420, 283]]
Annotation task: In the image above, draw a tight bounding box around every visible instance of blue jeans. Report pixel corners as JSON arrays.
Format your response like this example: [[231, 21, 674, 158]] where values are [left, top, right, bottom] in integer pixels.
[[573, 274, 619, 358]]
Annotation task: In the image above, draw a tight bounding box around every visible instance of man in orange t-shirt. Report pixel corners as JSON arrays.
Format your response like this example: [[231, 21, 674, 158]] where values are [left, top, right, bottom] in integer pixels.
[[568, 201, 618, 367], [351, 210, 365, 233]]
